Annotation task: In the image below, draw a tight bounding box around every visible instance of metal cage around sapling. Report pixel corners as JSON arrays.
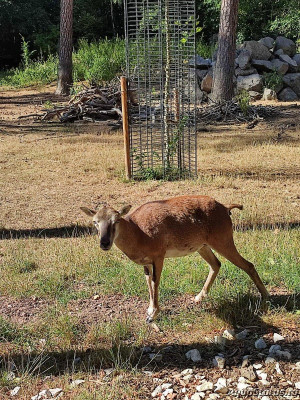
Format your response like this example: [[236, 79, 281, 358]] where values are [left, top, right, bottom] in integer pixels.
[[124, 0, 197, 180]]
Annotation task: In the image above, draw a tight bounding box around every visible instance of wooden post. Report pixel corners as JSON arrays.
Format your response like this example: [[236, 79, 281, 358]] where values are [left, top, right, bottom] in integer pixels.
[[121, 76, 131, 179]]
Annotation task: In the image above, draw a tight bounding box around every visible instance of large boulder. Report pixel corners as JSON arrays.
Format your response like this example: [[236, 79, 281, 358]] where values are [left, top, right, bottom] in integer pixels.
[[236, 49, 251, 69], [243, 41, 271, 60], [282, 73, 300, 97], [189, 55, 211, 69], [201, 69, 213, 93], [278, 87, 298, 101], [271, 59, 289, 75], [291, 54, 300, 72], [251, 59, 273, 72], [293, 54, 300, 67], [196, 69, 209, 81], [279, 54, 298, 71], [274, 36, 296, 57], [259, 37, 275, 50], [248, 91, 262, 100], [235, 67, 257, 76], [274, 49, 284, 56], [237, 74, 263, 92]]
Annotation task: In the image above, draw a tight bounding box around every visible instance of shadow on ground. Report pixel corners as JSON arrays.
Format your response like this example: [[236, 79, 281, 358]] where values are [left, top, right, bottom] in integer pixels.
[[0, 221, 299, 240], [1, 293, 298, 376]]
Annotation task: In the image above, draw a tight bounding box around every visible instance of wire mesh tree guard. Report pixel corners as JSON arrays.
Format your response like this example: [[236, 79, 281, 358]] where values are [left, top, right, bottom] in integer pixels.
[[124, 0, 197, 180]]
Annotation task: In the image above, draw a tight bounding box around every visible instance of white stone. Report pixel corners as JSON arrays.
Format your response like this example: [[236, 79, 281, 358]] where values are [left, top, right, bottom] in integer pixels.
[[195, 374, 205, 380], [191, 393, 205, 400], [142, 370, 153, 376], [209, 394, 220, 399], [181, 387, 187, 393], [214, 378, 228, 394], [70, 379, 85, 388], [261, 397, 271, 400], [255, 338, 267, 349], [185, 349, 202, 363], [213, 355, 225, 369], [48, 388, 63, 397], [10, 387, 21, 396], [151, 385, 162, 397], [260, 372, 268, 380], [295, 382, 300, 389], [104, 368, 114, 375], [216, 377, 227, 387], [181, 368, 193, 375], [182, 374, 193, 381], [295, 361, 300, 369], [275, 362, 283, 374], [223, 329, 235, 340], [262, 88, 277, 101], [162, 383, 172, 390], [163, 388, 173, 396], [273, 333, 285, 343], [237, 382, 249, 390], [196, 380, 214, 392], [31, 390, 51, 400], [253, 363, 262, 369]]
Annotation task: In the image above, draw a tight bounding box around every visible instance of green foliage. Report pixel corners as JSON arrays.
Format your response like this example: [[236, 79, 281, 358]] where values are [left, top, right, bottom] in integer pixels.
[[20, 37, 36, 69], [73, 39, 125, 85], [196, 38, 216, 59], [263, 71, 283, 91], [0, 54, 57, 87], [1, 39, 125, 88], [236, 89, 250, 117], [0, 316, 30, 343]]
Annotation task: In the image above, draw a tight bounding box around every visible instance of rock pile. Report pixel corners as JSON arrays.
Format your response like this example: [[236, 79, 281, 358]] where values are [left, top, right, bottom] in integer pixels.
[[190, 36, 300, 101]]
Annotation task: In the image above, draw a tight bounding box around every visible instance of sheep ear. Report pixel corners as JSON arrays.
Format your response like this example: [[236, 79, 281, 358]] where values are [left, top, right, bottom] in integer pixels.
[[80, 207, 96, 217], [118, 204, 132, 216]]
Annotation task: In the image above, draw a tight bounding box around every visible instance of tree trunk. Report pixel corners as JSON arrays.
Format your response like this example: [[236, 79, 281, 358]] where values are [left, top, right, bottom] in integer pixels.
[[110, 0, 116, 36], [56, 0, 73, 95], [212, 0, 239, 102]]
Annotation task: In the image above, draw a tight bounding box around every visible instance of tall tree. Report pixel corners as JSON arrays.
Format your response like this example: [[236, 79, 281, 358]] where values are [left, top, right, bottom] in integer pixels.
[[212, 0, 239, 102], [56, 0, 73, 95]]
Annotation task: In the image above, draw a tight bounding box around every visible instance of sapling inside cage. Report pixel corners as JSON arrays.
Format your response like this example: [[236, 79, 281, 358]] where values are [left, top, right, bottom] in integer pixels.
[[124, 0, 197, 180]]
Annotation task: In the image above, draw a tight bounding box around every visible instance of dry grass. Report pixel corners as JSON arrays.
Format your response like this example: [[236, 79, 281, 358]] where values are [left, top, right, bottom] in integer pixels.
[[0, 126, 299, 231]]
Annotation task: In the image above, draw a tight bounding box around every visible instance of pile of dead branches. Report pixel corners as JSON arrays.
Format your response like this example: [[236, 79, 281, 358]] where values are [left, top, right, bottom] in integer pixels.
[[41, 84, 122, 123], [197, 100, 277, 128]]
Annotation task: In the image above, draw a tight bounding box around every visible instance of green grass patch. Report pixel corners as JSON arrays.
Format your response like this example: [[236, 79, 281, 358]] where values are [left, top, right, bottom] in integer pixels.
[[0, 38, 125, 88], [1, 229, 299, 302]]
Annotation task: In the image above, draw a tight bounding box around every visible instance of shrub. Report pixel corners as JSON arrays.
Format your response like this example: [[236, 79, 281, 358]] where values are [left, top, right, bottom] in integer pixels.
[[73, 38, 125, 85], [196, 38, 216, 59], [236, 89, 250, 116], [1, 38, 125, 88], [263, 71, 283, 91]]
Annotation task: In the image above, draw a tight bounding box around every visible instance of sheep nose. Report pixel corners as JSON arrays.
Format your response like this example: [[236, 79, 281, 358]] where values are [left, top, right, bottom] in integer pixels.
[[100, 239, 110, 250]]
